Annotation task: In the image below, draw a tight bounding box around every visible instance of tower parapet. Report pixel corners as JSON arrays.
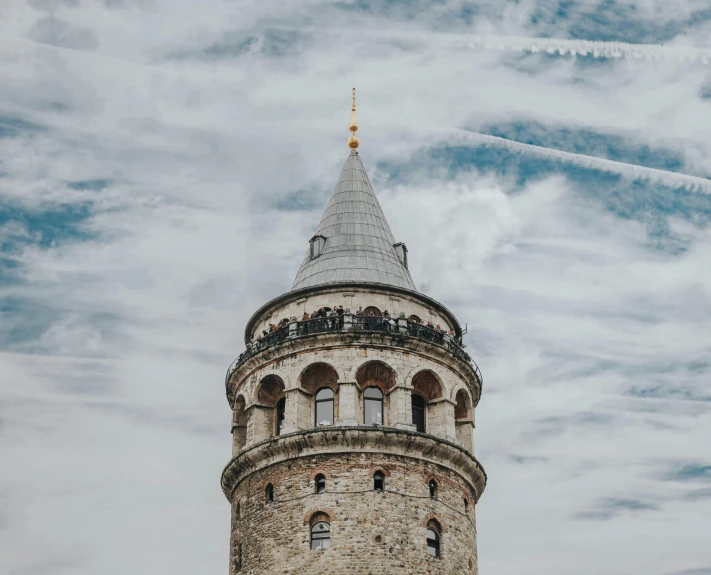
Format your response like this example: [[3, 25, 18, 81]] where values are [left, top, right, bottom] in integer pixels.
[[222, 94, 486, 575]]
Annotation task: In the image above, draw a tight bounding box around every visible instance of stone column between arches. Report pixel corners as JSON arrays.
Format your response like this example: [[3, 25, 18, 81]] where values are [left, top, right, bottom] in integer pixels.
[[428, 398, 457, 443], [388, 385, 417, 431], [335, 380, 360, 426], [281, 387, 314, 434]]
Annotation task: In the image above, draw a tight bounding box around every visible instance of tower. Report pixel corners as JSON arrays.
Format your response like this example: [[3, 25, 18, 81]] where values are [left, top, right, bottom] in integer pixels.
[[222, 90, 486, 574]]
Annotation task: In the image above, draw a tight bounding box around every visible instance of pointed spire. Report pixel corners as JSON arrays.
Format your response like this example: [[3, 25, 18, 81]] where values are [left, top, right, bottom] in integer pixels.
[[347, 88, 360, 150], [292, 151, 416, 292]]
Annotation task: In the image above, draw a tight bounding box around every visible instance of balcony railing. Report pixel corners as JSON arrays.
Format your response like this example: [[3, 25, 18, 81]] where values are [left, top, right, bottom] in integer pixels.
[[226, 315, 482, 387]]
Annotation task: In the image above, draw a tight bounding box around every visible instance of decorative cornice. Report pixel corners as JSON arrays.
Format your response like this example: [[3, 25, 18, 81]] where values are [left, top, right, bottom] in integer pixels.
[[220, 426, 487, 503]]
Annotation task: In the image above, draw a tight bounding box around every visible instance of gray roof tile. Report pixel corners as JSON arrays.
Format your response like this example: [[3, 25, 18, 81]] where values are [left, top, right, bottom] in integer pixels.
[[292, 151, 416, 291]]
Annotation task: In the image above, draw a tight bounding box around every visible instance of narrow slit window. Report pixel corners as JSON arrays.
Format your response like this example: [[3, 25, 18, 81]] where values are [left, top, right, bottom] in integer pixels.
[[315, 474, 326, 494], [265, 483, 274, 504], [373, 471, 384, 491], [429, 479, 437, 499], [275, 397, 286, 436]]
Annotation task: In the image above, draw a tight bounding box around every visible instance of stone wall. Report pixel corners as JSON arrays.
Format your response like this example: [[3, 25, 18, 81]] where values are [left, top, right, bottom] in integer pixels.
[[229, 449, 479, 575]]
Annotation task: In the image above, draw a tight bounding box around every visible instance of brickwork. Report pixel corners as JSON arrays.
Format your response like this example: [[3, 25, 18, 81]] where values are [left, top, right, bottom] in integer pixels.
[[229, 450, 478, 575]]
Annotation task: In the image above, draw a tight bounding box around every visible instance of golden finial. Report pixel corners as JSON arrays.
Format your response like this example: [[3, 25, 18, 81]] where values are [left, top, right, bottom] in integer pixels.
[[348, 87, 360, 150]]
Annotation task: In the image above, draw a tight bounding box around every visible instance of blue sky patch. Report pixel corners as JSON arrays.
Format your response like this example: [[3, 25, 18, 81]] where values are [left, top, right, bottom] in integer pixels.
[[663, 463, 711, 483], [0, 202, 95, 251], [528, 0, 711, 44], [0, 116, 46, 139]]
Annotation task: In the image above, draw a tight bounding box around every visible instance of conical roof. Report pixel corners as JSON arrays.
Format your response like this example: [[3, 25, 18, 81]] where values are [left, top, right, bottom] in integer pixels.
[[292, 151, 416, 291]]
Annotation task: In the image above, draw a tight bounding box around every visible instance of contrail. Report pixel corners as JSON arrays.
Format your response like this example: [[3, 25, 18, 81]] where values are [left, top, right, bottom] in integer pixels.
[[448, 34, 711, 64], [444, 129, 711, 193]]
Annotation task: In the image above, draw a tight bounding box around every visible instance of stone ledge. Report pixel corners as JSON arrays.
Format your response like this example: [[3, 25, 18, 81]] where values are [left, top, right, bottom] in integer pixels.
[[221, 426, 487, 503]]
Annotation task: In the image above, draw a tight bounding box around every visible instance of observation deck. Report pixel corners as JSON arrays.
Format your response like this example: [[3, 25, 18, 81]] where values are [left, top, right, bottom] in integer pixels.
[[226, 314, 483, 400]]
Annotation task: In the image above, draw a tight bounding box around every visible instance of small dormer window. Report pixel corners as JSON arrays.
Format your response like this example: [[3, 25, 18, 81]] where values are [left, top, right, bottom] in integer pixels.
[[393, 242, 408, 269], [310, 235, 326, 259]]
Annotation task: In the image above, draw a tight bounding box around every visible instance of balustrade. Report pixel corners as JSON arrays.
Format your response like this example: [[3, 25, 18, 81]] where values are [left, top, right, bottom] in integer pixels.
[[226, 315, 482, 386]]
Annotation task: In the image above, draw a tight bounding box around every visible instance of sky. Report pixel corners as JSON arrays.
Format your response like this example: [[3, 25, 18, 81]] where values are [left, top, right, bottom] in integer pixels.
[[0, 0, 710, 574]]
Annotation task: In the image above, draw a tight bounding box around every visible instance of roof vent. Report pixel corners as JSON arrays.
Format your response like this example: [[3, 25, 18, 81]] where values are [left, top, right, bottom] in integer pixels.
[[310, 235, 326, 259], [393, 242, 408, 269]]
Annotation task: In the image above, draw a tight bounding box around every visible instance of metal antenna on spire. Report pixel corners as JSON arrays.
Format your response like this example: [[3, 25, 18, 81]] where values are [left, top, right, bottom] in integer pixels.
[[348, 88, 360, 150]]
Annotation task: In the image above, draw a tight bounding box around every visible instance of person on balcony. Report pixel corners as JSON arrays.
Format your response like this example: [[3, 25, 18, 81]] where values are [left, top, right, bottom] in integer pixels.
[[336, 305, 344, 315], [355, 306, 364, 316], [301, 312, 310, 322]]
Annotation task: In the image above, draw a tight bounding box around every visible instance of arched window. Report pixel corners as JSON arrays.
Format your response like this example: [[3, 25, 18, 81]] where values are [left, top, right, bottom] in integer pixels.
[[373, 471, 384, 491], [315, 474, 326, 494], [426, 520, 441, 558], [363, 306, 381, 317], [411, 394, 426, 433], [408, 314, 421, 323], [265, 483, 274, 504], [429, 479, 438, 499], [275, 397, 286, 436], [311, 520, 331, 550], [364, 387, 383, 426], [315, 388, 334, 426]]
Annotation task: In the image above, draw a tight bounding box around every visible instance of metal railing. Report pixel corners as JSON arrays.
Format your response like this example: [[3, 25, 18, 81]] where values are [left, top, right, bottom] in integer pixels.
[[225, 315, 482, 387]]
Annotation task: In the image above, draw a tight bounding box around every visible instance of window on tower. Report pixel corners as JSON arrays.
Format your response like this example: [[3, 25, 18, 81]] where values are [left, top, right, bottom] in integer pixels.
[[275, 397, 286, 436], [364, 387, 384, 426], [315, 474, 326, 494], [426, 520, 441, 558], [310, 519, 331, 550], [411, 393, 426, 432], [373, 471, 384, 491], [315, 388, 334, 426], [309, 235, 326, 259], [429, 479, 438, 499], [265, 483, 274, 504]]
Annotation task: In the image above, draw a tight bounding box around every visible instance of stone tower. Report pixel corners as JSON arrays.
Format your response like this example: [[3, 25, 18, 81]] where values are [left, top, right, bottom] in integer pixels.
[[222, 91, 486, 574]]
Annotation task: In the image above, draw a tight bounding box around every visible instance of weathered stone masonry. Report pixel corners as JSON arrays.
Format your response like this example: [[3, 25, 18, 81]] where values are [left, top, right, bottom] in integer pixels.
[[221, 148, 486, 574]]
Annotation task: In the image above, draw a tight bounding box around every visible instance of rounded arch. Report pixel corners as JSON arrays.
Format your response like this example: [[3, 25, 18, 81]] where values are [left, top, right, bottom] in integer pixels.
[[421, 513, 447, 533], [454, 387, 473, 420], [303, 508, 334, 525], [309, 469, 332, 481], [363, 306, 381, 317], [355, 360, 397, 392], [411, 370, 444, 402], [257, 374, 285, 407], [300, 362, 339, 394], [369, 466, 391, 478]]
